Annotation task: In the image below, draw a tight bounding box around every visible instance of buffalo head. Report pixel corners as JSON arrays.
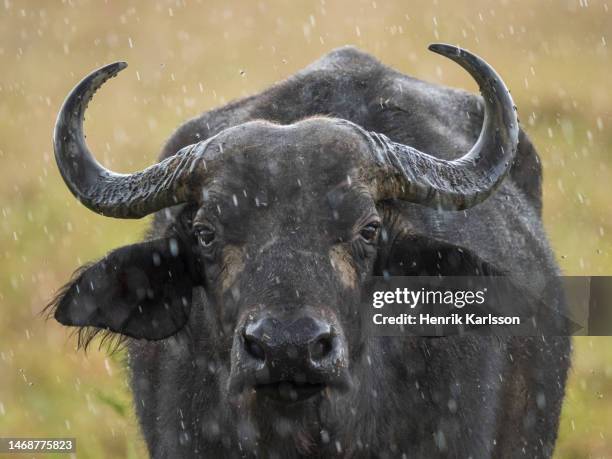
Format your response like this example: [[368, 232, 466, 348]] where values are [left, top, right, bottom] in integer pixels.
[[50, 44, 518, 412]]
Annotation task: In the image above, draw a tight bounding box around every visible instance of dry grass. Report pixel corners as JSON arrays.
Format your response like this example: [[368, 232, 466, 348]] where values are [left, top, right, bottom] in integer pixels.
[[0, 1, 610, 457]]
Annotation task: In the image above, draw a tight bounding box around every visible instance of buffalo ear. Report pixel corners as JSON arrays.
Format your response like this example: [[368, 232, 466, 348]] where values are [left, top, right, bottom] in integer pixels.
[[381, 235, 505, 276], [52, 238, 198, 341]]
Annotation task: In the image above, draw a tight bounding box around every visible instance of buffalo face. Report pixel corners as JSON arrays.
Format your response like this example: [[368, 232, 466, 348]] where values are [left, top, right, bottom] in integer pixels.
[[185, 119, 382, 404]]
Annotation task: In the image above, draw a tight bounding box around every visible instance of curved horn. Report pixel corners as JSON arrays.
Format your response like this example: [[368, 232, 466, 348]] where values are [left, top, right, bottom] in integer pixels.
[[53, 62, 208, 218], [370, 43, 519, 210]]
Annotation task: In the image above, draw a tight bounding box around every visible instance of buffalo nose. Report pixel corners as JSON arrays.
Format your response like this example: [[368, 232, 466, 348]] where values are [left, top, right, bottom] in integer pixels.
[[231, 314, 351, 400], [242, 316, 337, 367]]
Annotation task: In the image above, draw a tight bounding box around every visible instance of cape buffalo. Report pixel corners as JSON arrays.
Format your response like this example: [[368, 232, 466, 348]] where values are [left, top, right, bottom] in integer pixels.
[[50, 44, 570, 458]]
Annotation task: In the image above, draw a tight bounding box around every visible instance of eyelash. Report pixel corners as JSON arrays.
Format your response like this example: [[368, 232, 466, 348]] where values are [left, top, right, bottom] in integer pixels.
[[359, 221, 381, 244], [194, 226, 216, 247]]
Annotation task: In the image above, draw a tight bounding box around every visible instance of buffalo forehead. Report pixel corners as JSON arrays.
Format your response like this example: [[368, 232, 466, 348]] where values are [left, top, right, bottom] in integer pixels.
[[201, 120, 369, 210], [213, 118, 368, 179]]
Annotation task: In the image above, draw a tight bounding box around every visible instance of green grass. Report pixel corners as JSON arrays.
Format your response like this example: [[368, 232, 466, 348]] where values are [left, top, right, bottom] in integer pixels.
[[0, 1, 610, 457]]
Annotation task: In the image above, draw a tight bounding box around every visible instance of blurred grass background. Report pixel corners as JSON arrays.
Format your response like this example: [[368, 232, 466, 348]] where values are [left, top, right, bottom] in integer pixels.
[[0, 0, 610, 457]]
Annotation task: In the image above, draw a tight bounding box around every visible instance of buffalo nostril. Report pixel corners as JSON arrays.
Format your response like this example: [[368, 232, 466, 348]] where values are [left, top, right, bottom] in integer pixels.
[[310, 334, 333, 361], [244, 334, 266, 361]]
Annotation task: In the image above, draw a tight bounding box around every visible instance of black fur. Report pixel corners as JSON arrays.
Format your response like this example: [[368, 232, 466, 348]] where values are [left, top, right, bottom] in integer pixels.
[[53, 47, 570, 458]]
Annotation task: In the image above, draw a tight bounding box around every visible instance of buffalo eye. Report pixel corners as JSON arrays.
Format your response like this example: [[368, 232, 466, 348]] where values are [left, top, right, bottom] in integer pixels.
[[195, 226, 216, 247], [359, 221, 380, 243]]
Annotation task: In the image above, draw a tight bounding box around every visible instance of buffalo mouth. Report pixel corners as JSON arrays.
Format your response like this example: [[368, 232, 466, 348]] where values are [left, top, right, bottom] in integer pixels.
[[254, 380, 327, 403]]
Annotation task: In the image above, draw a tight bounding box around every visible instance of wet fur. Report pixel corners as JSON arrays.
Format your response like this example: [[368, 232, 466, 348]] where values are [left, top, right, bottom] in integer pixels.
[[52, 47, 569, 458]]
